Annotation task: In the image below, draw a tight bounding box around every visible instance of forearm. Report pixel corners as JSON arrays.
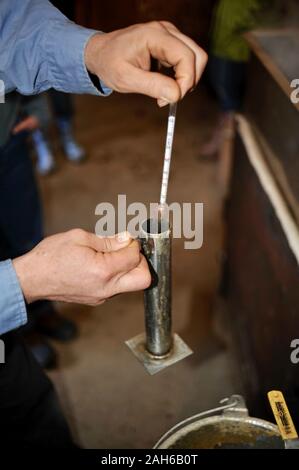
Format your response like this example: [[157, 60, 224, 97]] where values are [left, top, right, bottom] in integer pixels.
[[0, 261, 27, 335], [0, 0, 111, 96]]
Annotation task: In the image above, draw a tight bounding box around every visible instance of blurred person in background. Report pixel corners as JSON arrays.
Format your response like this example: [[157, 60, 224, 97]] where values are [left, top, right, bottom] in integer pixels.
[[201, 0, 266, 158], [33, 89, 86, 175], [33, 0, 86, 175]]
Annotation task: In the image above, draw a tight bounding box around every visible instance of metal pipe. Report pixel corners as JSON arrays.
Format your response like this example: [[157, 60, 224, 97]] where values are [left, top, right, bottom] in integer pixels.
[[126, 209, 192, 375], [140, 216, 172, 357]]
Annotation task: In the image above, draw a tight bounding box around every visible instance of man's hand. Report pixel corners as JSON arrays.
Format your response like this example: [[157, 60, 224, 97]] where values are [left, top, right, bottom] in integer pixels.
[[13, 229, 151, 305], [85, 21, 208, 107], [12, 116, 39, 134]]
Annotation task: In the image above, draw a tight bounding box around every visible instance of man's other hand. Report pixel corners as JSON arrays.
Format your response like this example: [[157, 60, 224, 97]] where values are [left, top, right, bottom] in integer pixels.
[[12, 116, 39, 134], [13, 229, 151, 305]]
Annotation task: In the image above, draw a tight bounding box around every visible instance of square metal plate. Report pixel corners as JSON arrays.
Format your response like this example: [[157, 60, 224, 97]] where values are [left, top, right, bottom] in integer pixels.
[[125, 333, 193, 375]]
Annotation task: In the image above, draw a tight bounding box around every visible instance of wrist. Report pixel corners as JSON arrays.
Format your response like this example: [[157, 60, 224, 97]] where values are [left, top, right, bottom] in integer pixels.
[[13, 253, 43, 304], [84, 32, 106, 76]]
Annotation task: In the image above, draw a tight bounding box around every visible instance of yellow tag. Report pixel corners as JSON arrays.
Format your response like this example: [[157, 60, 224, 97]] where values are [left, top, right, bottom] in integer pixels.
[[268, 390, 298, 440]]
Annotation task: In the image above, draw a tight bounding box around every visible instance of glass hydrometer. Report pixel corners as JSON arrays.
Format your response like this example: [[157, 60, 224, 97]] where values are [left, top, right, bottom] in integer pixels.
[[159, 102, 177, 206]]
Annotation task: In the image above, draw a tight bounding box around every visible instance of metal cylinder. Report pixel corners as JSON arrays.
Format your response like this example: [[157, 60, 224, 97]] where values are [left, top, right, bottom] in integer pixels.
[[140, 217, 172, 357]]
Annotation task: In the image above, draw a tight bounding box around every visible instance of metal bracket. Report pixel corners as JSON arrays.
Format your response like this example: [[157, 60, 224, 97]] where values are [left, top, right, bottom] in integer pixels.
[[125, 333, 193, 375]]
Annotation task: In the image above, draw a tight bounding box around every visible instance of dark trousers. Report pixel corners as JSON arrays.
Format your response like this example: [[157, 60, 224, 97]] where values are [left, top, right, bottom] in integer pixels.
[[0, 131, 51, 325], [208, 55, 247, 112], [49, 89, 73, 120], [0, 131, 43, 259], [0, 133, 74, 447], [0, 331, 74, 448]]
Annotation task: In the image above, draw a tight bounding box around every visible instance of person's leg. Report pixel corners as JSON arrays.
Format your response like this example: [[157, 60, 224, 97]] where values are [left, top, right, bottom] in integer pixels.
[[0, 133, 76, 367], [32, 128, 56, 176], [217, 58, 246, 113], [23, 94, 56, 176], [0, 138, 74, 448], [49, 89, 74, 119], [0, 331, 75, 448], [0, 132, 43, 257], [0, 133, 58, 367], [201, 56, 245, 158], [49, 89, 86, 163]]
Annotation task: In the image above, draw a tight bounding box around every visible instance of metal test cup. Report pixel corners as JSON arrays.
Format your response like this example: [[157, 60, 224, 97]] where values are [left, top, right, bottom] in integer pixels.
[[126, 216, 192, 375]]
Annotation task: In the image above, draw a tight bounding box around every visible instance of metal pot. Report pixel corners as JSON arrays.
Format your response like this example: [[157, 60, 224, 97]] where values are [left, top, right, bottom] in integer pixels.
[[154, 395, 284, 449]]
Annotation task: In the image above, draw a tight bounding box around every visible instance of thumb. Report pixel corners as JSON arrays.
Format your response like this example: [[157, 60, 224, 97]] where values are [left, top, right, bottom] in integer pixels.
[[126, 65, 181, 106], [87, 231, 133, 253]]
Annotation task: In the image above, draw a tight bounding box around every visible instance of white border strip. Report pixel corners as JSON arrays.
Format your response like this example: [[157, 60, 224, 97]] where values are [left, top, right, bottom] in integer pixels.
[[236, 114, 299, 266]]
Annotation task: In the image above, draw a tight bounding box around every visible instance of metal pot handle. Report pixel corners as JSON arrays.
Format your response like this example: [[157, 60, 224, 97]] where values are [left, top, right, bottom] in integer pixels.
[[153, 395, 248, 449], [220, 395, 249, 418]]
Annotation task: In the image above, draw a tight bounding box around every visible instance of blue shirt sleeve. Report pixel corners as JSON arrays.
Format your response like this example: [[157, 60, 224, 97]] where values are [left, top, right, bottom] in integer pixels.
[[0, 0, 112, 96], [0, 260, 27, 335]]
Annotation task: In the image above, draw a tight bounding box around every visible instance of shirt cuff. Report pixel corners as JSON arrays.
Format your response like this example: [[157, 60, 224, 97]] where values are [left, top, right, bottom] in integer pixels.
[[0, 260, 27, 335], [46, 20, 112, 97]]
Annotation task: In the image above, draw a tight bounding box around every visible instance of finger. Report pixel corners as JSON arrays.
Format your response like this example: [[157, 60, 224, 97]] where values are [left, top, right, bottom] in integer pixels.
[[147, 28, 196, 99], [113, 255, 151, 293], [122, 63, 181, 104], [159, 21, 208, 86], [86, 231, 133, 253], [100, 240, 142, 278]]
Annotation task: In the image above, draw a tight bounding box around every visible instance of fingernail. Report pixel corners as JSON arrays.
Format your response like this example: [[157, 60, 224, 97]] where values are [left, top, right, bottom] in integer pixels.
[[117, 231, 131, 243], [158, 97, 170, 108]]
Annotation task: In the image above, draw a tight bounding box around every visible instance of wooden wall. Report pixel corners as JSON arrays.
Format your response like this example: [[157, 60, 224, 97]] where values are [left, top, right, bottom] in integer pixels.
[[75, 0, 216, 48], [227, 133, 299, 425], [280, 0, 299, 25]]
